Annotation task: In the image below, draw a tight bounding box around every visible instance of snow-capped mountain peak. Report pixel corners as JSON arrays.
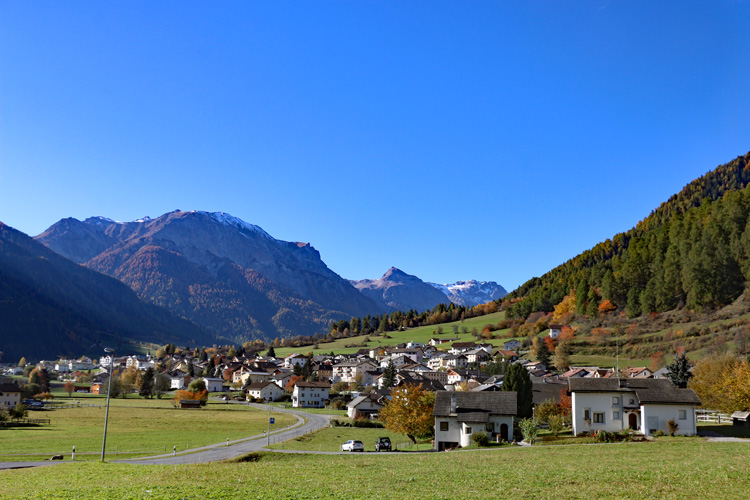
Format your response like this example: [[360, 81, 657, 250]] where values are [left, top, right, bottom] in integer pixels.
[[201, 211, 275, 241], [428, 280, 507, 307]]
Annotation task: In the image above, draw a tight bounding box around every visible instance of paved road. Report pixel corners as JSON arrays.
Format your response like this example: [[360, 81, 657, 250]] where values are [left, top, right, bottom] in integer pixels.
[[117, 403, 332, 465]]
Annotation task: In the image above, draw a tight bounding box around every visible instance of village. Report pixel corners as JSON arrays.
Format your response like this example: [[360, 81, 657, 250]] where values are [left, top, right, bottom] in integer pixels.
[[3, 323, 747, 455]]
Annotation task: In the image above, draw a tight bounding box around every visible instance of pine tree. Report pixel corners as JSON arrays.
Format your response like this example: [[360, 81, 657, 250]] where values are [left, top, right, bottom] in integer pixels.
[[382, 359, 396, 388], [666, 352, 693, 388], [501, 363, 533, 418], [267, 346, 276, 358]]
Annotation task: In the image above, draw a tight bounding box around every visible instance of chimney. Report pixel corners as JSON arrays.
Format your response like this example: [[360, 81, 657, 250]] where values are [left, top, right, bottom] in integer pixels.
[[450, 393, 457, 414]]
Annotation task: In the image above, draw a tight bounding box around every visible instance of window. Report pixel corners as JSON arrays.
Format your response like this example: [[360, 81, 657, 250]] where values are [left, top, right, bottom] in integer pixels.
[[486, 423, 494, 432], [440, 421, 449, 432], [629, 398, 635, 405], [613, 411, 620, 420], [612, 397, 620, 405], [584, 409, 591, 421], [465, 426, 473, 435], [593, 412, 604, 424], [678, 410, 687, 420]]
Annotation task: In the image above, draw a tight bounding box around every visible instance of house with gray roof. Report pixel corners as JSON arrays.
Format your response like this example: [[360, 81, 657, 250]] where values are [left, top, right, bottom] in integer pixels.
[[433, 391, 517, 450], [568, 378, 701, 437]]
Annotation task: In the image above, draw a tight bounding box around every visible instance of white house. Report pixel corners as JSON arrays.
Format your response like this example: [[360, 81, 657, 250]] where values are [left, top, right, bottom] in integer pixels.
[[548, 324, 563, 339], [291, 381, 331, 408], [443, 354, 468, 369], [169, 373, 191, 390], [332, 361, 378, 384], [284, 354, 308, 370], [246, 381, 284, 402], [569, 378, 701, 437], [433, 391, 517, 450], [0, 381, 22, 409], [202, 377, 225, 393]]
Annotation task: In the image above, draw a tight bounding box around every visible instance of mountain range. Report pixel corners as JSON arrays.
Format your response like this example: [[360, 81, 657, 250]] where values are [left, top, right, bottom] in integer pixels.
[[29, 210, 504, 351]]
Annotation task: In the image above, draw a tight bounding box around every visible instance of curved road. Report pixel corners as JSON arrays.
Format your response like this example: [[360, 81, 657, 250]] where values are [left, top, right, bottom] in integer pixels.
[[118, 403, 332, 465]]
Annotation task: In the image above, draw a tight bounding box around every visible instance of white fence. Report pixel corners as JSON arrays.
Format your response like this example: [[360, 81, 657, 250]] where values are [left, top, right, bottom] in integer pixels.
[[696, 409, 732, 424]]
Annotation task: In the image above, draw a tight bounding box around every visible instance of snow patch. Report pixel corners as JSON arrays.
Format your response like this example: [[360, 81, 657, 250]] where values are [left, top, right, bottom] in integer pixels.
[[202, 211, 275, 240]]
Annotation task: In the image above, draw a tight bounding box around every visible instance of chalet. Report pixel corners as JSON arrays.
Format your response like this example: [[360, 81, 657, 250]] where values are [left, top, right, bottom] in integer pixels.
[[433, 391, 517, 450], [0, 381, 22, 408], [493, 350, 518, 363], [548, 325, 563, 339], [464, 349, 491, 364], [292, 381, 330, 408], [347, 393, 385, 419], [569, 378, 701, 437], [503, 340, 521, 351], [246, 381, 284, 402]]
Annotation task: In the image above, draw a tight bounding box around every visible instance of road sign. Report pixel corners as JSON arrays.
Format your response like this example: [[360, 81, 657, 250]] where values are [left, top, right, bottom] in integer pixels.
[[270, 417, 275, 424]]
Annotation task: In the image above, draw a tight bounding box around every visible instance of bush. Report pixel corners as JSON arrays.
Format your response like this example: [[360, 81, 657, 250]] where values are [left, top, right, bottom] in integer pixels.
[[667, 419, 679, 436], [547, 414, 566, 437], [653, 429, 666, 437], [471, 431, 490, 447], [519, 418, 539, 444]]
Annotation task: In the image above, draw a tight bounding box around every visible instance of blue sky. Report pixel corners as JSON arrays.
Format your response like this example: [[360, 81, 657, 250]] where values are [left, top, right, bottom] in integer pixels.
[[2, 1, 749, 291]]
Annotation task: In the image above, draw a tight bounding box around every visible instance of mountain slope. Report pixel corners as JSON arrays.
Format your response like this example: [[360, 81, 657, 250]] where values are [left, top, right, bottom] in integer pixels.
[[504, 151, 750, 319], [429, 280, 507, 306], [36, 211, 381, 341], [350, 267, 450, 312], [0, 223, 213, 361]]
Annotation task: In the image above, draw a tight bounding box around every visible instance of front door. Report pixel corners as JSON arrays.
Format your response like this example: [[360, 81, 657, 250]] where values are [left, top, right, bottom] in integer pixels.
[[628, 413, 637, 429], [500, 423, 509, 442]]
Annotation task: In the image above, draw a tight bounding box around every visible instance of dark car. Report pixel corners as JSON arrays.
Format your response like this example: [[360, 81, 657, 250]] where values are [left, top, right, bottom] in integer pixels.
[[375, 437, 391, 452]]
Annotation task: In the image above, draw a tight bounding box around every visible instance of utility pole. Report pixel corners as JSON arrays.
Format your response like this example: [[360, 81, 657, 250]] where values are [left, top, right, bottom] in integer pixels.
[[101, 347, 115, 462]]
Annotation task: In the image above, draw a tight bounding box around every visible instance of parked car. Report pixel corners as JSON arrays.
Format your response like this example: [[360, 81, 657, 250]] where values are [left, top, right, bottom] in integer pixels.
[[341, 440, 365, 452], [375, 437, 391, 452]]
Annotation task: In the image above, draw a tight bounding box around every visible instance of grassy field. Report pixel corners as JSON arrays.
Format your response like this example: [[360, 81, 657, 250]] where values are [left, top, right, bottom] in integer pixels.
[[272, 311, 515, 358], [267, 424, 432, 452], [0, 399, 296, 461], [1, 440, 748, 499]]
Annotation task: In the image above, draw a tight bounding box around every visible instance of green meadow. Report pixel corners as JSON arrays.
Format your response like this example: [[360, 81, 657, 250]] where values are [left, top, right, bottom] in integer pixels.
[[272, 311, 513, 358], [1, 440, 748, 499], [0, 400, 296, 461]]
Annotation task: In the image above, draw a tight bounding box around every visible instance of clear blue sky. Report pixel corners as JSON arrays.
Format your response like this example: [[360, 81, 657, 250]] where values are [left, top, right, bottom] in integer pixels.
[[2, 2, 749, 291]]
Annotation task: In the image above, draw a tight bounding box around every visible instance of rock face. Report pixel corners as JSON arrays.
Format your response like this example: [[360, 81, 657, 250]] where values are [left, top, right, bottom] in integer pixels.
[[0, 222, 212, 360], [36, 211, 381, 340], [350, 267, 451, 312], [429, 280, 507, 306]]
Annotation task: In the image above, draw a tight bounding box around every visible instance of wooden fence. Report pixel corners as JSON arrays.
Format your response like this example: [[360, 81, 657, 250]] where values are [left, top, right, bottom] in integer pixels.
[[0, 418, 51, 427], [696, 409, 732, 424]]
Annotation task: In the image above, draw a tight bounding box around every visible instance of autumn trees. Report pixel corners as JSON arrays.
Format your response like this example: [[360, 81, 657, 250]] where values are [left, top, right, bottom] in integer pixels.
[[378, 384, 435, 444], [690, 353, 750, 413]]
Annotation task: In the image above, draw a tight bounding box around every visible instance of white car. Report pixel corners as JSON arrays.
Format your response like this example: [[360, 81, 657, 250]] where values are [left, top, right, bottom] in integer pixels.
[[341, 440, 365, 452]]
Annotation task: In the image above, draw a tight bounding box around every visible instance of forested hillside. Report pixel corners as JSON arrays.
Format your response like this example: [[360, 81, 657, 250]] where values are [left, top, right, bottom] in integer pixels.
[[505, 152, 750, 319]]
